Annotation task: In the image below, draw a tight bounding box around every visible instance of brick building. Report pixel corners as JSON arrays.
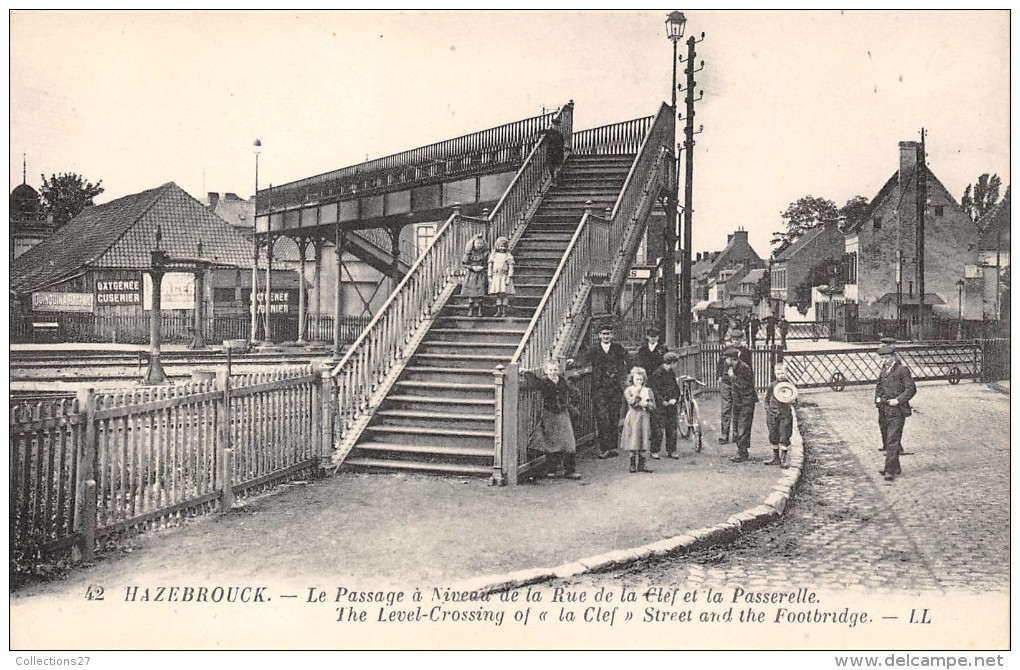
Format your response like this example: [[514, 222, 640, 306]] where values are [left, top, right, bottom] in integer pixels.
[[769, 219, 845, 320], [842, 141, 980, 328]]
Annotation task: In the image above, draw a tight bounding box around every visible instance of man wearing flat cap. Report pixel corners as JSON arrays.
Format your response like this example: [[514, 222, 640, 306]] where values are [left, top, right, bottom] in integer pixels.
[[571, 321, 631, 459], [635, 327, 669, 375], [723, 346, 758, 462], [716, 329, 754, 444], [875, 339, 917, 482]]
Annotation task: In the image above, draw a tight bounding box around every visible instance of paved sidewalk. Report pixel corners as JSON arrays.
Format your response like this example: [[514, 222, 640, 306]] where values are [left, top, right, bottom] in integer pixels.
[[12, 395, 785, 598]]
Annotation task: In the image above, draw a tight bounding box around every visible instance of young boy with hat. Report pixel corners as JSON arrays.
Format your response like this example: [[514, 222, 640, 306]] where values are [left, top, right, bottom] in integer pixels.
[[763, 362, 796, 467], [723, 346, 758, 462], [649, 351, 681, 459]]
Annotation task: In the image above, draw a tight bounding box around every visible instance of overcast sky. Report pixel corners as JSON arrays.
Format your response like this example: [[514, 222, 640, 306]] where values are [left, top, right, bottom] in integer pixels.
[[9, 10, 1010, 256]]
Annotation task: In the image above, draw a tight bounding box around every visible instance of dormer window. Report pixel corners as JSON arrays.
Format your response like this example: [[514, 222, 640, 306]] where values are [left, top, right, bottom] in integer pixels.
[[873, 216, 882, 230]]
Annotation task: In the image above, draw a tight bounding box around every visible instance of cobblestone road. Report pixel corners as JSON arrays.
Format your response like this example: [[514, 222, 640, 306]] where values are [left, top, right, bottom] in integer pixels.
[[560, 381, 1009, 595]]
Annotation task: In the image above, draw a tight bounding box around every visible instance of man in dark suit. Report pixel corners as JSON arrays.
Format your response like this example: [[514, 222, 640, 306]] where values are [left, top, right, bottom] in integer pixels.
[[634, 327, 668, 375], [748, 315, 761, 347], [722, 347, 759, 462], [571, 323, 631, 459], [875, 341, 917, 482]]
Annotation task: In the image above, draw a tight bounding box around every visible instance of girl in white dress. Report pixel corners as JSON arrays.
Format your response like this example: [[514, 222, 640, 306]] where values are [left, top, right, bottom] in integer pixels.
[[621, 367, 656, 473], [487, 236, 515, 318]]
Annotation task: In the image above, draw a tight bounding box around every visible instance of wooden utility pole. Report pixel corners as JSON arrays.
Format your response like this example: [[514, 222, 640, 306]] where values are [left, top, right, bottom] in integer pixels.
[[915, 129, 927, 340], [680, 34, 703, 345]]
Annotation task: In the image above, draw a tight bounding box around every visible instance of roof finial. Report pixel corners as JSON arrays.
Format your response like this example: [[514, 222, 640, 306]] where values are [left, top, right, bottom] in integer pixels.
[[22, 153, 26, 185]]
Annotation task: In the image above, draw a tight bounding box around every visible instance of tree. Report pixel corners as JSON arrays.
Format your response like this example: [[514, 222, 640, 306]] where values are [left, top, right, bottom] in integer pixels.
[[839, 195, 870, 231], [791, 258, 844, 314], [39, 173, 104, 226], [751, 266, 771, 306], [771, 196, 839, 249], [961, 173, 1001, 223]]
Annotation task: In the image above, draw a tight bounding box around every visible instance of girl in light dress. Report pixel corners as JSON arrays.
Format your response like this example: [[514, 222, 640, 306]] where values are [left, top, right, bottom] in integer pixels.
[[621, 366, 656, 473], [487, 236, 515, 318]]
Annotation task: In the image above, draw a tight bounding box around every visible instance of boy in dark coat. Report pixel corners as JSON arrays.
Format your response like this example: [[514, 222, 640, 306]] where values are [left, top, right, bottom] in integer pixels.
[[635, 327, 668, 374], [649, 351, 681, 459], [723, 347, 758, 462], [875, 341, 917, 482]]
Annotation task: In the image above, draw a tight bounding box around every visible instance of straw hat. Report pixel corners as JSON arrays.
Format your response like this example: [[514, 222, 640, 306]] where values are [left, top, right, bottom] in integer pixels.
[[773, 380, 798, 404]]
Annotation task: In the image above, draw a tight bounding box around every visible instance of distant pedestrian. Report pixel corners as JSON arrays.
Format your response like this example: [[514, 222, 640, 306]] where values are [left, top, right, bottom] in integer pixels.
[[875, 340, 917, 482], [622, 367, 656, 473], [749, 315, 761, 347], [523, 360, 581, 480], [649, 351, 681, 459], [723, 347, 758, 463], [461, 234, 489, 317], [778, 317, 790, 349], [487, 236, 515, 318], [716, 332, 736, 444], [541, 117, 565, 185], [764, 316, 777, 348], [763, 363, 796, 467], [570, 322, 630, 459]]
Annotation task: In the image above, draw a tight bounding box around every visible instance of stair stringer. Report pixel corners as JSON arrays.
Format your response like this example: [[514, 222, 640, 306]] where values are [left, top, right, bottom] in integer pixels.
[[327, 280, 461, 470]]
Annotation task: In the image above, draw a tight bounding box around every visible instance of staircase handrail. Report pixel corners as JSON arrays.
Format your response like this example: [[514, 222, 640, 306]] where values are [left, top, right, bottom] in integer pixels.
[[488, 102, 574, 244], [330, 207, 489, 437], [572, 115, 654, 156], [509, 207, 611, 372], [509, 105, 673, 372]]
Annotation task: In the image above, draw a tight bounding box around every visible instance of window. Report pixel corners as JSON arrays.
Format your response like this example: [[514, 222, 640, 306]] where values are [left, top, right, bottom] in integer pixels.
[[415, 224, 437, 254], [213, 288, 236, 304], [873, 216, 882, 230], [933, 205, 944, 217]]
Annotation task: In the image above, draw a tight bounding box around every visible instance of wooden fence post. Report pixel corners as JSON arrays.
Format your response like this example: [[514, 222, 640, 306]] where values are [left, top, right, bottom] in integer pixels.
[[319, 368, 335, 471], [72, 388, 97, 563], [492, 366, 506, 486], [215, 369, 234, 512], [502, 362, 520, 486]]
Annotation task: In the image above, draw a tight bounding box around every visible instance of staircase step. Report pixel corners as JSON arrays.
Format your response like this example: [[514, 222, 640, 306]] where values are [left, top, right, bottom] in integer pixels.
[[412, 354, 512, 369], [417, 340, 518, 356], [343, 457, 492, 477], [442, 305, 537, 319], [362, 424, 494, 448], [400, 366, 500, 383], [373, 409, 494, 430], [383, 394, 496, 415], [513, 283, 554, 297], [447, 295, 542, 307], [425, 329, 524, 345], [392, 380, 494, 401], [432, 318, 529, 330]]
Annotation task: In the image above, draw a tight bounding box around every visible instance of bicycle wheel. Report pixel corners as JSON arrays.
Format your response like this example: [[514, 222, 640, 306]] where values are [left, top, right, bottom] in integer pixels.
[[691, 399, 703, 452], [678, 401, 692, 439]]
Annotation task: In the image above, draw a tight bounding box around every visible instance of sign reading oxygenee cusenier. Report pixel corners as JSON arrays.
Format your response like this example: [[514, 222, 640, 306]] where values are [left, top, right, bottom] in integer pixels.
[[95, 274, 142, 306]]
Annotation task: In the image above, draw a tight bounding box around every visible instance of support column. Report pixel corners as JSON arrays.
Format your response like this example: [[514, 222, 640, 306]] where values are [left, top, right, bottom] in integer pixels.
[[388, 224, 403, 297], [265, 231, 273, 343], [249, 236, 261, 343], [333, 225, 347, 360], [144, 257, 168, 385], [190, 264, 207, 349], [296, 236, 309, 344], [313, 236, 324, 336]]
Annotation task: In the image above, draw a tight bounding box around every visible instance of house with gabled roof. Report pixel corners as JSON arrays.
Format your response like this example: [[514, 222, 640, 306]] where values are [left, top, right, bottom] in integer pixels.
[[11, 182, 255, 338], [769, 218, 845, 320], [841, 141, 981, 330]]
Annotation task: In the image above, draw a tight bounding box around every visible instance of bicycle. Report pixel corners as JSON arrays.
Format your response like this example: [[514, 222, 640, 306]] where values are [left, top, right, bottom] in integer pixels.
[[677, 375, 705, 452]]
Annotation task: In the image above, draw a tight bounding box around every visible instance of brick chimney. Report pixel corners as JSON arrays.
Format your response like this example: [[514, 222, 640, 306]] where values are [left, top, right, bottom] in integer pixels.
[[207, 192, 220, 209], [732, 230, 749, 241], [727, 234, 734, 244], [899, 141, 918, 189]]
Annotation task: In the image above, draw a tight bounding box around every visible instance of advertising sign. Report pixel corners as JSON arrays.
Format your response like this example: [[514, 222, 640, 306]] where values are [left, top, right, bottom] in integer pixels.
[[255, 290, 293, 314], [31, 291, 95, 313], [143, 272, 195, 310], [96, 276, 142, 306]]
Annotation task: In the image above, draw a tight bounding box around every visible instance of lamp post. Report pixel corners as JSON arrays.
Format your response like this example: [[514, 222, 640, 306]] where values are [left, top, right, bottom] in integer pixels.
[[250, 138, 262, 344], [663, 11, 686, 348], [957, 278, 965, 341]]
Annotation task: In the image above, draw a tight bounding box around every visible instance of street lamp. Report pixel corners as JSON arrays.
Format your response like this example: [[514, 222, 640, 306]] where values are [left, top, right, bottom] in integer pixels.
[[663, 11, 686, 347], [250, 139, 262, 344], [957, 278, 965, 340]]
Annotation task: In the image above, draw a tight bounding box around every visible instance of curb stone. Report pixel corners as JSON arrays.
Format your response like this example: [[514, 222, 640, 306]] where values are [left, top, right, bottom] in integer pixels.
[[450, 410, 808, 595]]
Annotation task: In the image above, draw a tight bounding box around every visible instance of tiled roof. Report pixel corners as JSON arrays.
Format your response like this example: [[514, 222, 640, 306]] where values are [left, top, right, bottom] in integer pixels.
[[11, 183, 254, 294], [739, 268, 766, 285], [844, 172, 898, 234], [775, 224, 832, 262], [874, 292, 945, 306]]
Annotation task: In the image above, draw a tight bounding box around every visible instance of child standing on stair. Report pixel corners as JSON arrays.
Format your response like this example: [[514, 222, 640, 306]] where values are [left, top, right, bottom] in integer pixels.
[[487, 236, 515, 318], [461, 234, 489, 317], [621, 367, 656, 473]]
